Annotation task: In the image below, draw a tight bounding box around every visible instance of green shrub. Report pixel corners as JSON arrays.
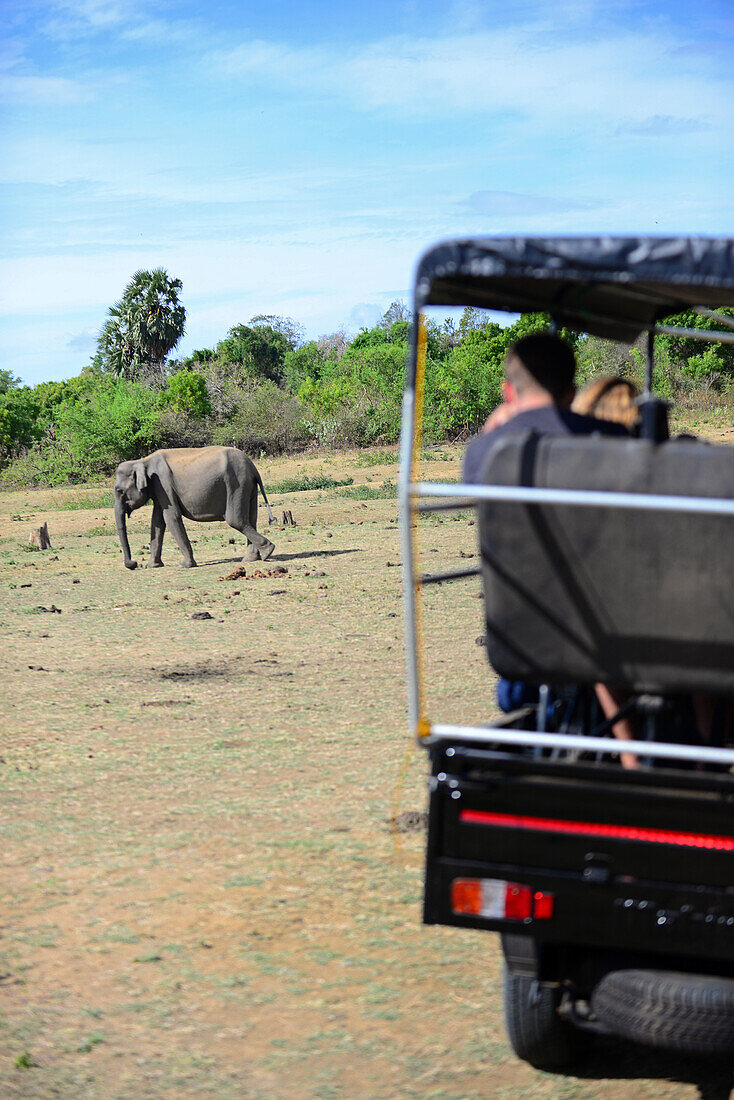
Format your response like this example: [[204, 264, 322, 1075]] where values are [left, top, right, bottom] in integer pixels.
[[423, 314, 580, 441], [301, 399, 388, 448], [0, 442, 87, 487], [299, 343, 405, 447], [14, 1051, 38, 1070], [679, 345, 729, 388], [353, 449, 399, 466], [334, 480, 396, 500], [158, 407, 212, 449], [215, 324, 289, 386], [211, 381, 309, 454], [0, 388, 42, 458], [163, 370, 211, 417], [658, 309, 734, 379], [49, 491, 115, 510], [55, 378, 163, 472], [271, 473, 354, 490], [269, 474, 353, 493], [298, 338, 405, 446], [2, 377, 165, 485], [283, 341, 327, 393], [575, 335, 638, 385]]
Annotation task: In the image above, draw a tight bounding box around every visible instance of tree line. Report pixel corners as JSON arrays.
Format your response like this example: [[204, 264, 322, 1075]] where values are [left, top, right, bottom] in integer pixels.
[[2, 268, 734, 487]]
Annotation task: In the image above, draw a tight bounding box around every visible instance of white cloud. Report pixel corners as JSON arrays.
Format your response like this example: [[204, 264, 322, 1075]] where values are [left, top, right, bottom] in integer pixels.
[[40, 0, 201, 47], [66, 327, 98, 351], [0, 71, 90, 106], [461, 191, 593, 217], [0, 35, 92, 105], [616, 115, 712, 137], [207, 23, 733, 130], [0, 232, 415, 383], [5, 179, 734, 387], [4, 0, 734, 387], [347, 302, 386, 330], [42, 0, 145, 38]]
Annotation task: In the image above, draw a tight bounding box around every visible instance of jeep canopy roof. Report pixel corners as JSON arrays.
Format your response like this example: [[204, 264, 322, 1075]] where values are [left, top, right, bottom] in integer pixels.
[[413, 236, 734, 343]]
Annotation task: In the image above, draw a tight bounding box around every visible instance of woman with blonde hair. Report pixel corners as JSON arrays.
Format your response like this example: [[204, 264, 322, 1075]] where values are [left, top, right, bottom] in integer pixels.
[[572, 375, 640, 430]]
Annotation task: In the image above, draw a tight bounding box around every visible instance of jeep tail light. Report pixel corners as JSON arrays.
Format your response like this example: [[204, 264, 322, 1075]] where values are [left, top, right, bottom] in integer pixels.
[[451, 878, 553, 921], [532, 891, 555, 919]]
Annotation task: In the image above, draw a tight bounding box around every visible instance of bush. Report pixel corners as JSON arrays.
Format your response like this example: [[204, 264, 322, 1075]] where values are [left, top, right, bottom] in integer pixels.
[[269, 474, 353, 492], [158, 407, 213, 449], [0, 442, 85, 487], [575, 335, 638, 386], [334, 480, 396, 500], [283, 342, 327, 393], [302, 401, 380, 448], [422, 314, 565, 441], [215, 324, 289, 386], [55, 378, 163, 473], [163, 370, 211, 417], [679, 345, 729, 389], [301, 340, 406, 446], [211, 381, 309, 455], [0, 388, 42, 458], [301, 384, 402, 447], [424, 339, 503, 441]]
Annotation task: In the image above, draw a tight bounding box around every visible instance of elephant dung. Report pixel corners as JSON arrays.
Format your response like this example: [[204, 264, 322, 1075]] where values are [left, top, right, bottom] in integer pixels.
[[220, 564, 289, 582]]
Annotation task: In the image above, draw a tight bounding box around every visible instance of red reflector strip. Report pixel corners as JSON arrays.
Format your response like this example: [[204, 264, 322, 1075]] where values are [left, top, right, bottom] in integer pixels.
[[504, 882, 532, 920], [459, 809, 734, 851], [533, 890, 555, 920]]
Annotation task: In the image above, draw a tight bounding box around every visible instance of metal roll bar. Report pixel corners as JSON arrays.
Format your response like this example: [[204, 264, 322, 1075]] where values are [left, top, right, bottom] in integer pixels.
[[399, 309, 734, 766]]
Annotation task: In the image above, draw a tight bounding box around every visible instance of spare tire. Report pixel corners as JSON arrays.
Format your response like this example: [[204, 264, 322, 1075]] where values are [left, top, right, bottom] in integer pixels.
[[591, 969, 734, 1056]]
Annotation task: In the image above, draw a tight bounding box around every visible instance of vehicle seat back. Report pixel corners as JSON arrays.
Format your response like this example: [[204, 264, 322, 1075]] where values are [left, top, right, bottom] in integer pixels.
[[479, 433, 734, 694]]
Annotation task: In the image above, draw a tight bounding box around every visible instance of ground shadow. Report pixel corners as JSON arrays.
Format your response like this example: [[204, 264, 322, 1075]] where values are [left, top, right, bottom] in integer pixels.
[[274, 548, 364, 562], [198, 548, 363, 567], [560, 1035, 733, 1099]]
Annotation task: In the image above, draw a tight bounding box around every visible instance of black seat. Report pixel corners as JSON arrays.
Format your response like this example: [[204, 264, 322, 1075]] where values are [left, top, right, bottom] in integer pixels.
[[479, 433, 734, 696]]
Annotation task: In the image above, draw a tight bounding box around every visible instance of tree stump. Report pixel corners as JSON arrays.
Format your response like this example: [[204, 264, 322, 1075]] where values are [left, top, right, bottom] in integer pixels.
[[29, 522, 52, 550], [281, 510, 296, 527]]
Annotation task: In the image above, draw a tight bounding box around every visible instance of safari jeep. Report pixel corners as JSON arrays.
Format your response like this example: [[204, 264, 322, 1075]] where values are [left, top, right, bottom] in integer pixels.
[[399, 236, 734, 1068]]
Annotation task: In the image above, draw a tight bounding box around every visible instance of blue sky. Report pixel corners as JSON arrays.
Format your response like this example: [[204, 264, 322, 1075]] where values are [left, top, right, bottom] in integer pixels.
[[2, 0, 733, 384]]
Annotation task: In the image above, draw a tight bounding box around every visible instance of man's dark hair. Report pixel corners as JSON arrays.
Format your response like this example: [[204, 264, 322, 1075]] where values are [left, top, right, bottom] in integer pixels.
[[505, 333, 576, 402]]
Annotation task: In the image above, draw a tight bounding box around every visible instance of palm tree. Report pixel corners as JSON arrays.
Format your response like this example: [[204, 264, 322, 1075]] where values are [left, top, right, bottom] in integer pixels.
[[95, 269, 186, 380]]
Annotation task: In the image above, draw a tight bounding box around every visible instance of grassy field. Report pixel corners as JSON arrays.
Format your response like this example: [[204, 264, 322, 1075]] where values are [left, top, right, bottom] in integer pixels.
[[1, 442, 733, 1099]]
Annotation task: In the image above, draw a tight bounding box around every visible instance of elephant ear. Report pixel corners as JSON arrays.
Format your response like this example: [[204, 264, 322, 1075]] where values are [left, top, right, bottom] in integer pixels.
[[134, 464, 148, 492]]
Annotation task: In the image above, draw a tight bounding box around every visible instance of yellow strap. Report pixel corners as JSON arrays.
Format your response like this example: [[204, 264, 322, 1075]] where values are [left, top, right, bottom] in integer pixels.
[[392, 315, 431, 859], [411, 315, 429, 734]]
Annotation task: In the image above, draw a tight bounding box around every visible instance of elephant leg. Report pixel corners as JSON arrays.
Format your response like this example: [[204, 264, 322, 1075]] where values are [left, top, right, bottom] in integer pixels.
[[250, 493, 275, 560], [147, 501, 166, 567], [226, 486, 275, 562], [163, 507, 197, 568], [235, 523, 274, 562]]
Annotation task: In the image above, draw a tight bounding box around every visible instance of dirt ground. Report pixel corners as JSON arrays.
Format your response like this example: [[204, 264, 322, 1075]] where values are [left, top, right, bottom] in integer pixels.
[[1, 445, 732, 1099]]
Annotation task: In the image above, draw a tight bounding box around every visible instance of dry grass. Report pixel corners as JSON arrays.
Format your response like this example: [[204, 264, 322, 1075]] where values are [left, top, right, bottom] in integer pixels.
[[1, 444, 731, 1099]]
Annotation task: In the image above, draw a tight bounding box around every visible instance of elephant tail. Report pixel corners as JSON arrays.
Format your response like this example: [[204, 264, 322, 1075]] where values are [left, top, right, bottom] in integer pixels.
[[255, 468, 276, 525]]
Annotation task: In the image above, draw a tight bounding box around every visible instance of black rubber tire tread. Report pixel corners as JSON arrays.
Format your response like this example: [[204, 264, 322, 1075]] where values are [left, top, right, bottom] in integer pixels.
[[503, 965, 582, 1069], [591, 969, 734, 1056]]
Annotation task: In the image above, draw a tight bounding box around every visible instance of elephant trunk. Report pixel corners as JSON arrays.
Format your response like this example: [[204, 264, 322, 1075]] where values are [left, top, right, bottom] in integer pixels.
[[115, 496, 137, 570]]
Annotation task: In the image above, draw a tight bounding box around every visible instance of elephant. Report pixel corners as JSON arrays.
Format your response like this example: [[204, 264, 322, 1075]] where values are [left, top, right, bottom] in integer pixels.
[[114, 447, 276, 570]]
